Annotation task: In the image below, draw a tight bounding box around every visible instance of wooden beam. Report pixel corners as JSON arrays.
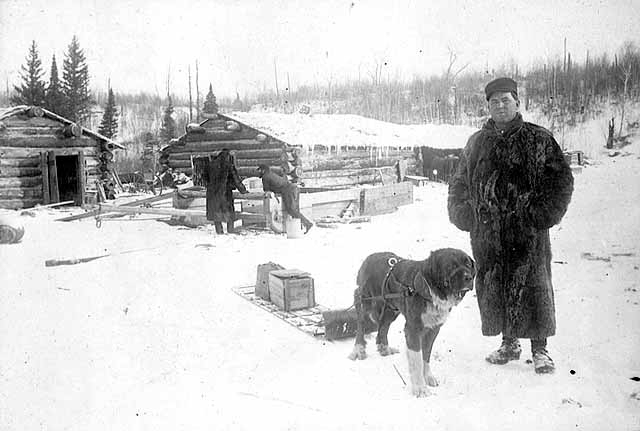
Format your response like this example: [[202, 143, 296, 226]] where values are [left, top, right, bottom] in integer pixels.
[[40, 152, 50, 204], [0, 197, 42, 209], [0, 166, 42, 177], [169, 148, 285, 160], [174, 140, 283, 151], [0, 156, 40, 167], [0, 147, 99, 158], [56, 190, 177, 221], [97, 203, 204, 217], [0, 176, 42, 187], [0, 136, 95, 147], [0, 186, 43, 199], [76, 151, 85, 205]]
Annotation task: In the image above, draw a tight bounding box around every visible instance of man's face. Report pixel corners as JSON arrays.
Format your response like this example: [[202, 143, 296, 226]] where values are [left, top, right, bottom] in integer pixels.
[[488, 91, 519, 125]]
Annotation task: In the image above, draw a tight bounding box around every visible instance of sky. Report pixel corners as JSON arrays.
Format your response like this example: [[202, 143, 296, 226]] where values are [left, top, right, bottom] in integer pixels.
[[0, 0, 639, 99]]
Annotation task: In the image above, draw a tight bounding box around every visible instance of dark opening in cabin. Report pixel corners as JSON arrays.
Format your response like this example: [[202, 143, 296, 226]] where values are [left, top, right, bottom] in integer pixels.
[[56, 155, 79, 203]]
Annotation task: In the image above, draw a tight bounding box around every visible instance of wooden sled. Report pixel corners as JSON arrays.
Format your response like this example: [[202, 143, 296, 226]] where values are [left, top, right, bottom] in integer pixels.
[[232, 285, 330, 338], [232, 285, 377, 340]]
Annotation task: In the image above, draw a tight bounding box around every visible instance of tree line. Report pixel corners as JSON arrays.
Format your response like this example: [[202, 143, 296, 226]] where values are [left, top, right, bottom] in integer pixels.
[[250, 40, 640, 132]]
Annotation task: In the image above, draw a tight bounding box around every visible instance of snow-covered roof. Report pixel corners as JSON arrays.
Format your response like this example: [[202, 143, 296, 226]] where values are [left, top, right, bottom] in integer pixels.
[[0, 105, 125, 149], [226, 112, 477, 150]]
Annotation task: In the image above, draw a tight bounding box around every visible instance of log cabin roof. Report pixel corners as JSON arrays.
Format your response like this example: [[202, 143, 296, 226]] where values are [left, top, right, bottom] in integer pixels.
[[0, 105, 125, 149], [224, 112, 478, 150]]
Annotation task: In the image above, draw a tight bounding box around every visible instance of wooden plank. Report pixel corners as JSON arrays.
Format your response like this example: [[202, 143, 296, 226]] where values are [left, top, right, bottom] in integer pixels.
[[2, 116, 60, 127], [360, 182, 413, 216], [299, 188, 361, 206], [0, 147, 99, 158], [0, 156, 40, 167], [48, 151, 60, 203], [170, 157, 280, 170], [173, 140, 284, 152], [0, 136, 98, 148], [0, 176, 42, 187], [76, 151, 85, 205], [169, 148, 285, 160], [302, 166, 396, 179], [0, 166, 42, 177], [0, 198, 42, 209], [0, 186, 43, 199], [97, 203, 204, 217], [40, 152, 50, 204], [184, 129, 259, 141]]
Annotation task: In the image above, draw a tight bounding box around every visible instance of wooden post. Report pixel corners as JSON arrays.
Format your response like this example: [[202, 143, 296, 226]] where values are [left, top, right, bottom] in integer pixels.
[[47, 151, 59, 203], [76, 151, 85, 205], [40, 152, 50, 204]]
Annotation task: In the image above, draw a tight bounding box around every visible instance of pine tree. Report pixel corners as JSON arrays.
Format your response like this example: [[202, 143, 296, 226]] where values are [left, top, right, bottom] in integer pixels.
[[159, 94, 177, 143], [231, 91, 244, 111], [44, 54, 65, 114], [11, 40, 46, 106], [98, 87, 119, 139], [202, 84, 219, 114], [61, 35, 92, 124]]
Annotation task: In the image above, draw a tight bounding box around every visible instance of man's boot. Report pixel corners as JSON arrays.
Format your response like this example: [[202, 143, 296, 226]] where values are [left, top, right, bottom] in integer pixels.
[[214, 222, 224, 234], [532, 339, 555, 374], [226, 221, 236, 234], [486, 336, 521, 365]]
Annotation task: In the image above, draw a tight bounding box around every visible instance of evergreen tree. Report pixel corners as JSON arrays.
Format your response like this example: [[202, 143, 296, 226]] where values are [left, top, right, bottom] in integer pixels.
[[98, 87, 119, 139], [202, 84, 219, 114], [159, 94, 177, 143], [44, 54, 65, 114], [11, 40, 46, 106], [61, 35, 92, 124], [231, 91, 244, 111]]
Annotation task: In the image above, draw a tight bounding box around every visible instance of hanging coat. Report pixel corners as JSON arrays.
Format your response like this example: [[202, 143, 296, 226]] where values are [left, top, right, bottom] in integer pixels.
[[205, 151, 247, 222], [447, 113, 574, 339]]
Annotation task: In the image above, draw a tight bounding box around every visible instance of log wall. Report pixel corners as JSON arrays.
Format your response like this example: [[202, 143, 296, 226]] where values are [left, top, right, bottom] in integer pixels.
[[162, 114, 292, 178], [0, 113, 104, 209]]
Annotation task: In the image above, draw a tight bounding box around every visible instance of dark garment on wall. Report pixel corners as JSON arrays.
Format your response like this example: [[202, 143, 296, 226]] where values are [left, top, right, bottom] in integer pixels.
[[447, 113, 574, 339], [204, 152, 247, 222]]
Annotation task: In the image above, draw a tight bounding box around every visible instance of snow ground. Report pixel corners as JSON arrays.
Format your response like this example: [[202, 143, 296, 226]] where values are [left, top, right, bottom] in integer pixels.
[[1, 122, 639, 431]]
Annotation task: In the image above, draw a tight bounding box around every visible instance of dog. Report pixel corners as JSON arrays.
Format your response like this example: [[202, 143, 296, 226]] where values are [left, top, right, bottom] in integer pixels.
[[348, 248, 475, 397]]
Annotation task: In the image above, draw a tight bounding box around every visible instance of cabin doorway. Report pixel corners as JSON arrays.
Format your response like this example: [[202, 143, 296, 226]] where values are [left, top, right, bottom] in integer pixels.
[[41, 151, 85, 206], [56, 155, 79, 203]]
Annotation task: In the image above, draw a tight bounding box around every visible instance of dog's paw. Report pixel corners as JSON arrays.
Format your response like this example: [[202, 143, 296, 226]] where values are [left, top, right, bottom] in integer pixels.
[[377, 344, 400, 356], [423, 362, 439, 386], [424, 372, 439, 387], [348, 344, 367, 360], [411, 384, 432, 398]]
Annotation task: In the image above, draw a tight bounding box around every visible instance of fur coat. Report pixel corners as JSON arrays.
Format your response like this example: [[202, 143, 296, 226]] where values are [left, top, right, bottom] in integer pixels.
[[447, 113, 574, 339], [204, 151, 247, 222]]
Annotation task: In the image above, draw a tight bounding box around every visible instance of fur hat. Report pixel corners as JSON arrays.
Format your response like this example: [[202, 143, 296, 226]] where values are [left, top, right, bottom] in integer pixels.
[[485, 77, 518, 101]]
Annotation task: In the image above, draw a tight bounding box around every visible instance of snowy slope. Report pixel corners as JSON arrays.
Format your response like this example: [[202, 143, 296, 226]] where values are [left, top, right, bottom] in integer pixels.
[[1, 116, 639, 431], [228, 111, 478, 150]]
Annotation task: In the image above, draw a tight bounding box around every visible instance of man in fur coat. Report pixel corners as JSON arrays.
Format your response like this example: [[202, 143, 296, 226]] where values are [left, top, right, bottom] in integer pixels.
[[205, 149, 248, 234], [447, 77, 574, 374]]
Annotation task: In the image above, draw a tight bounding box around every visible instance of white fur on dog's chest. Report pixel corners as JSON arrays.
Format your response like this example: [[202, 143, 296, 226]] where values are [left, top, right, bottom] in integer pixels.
[[421, 303, 453, 328]]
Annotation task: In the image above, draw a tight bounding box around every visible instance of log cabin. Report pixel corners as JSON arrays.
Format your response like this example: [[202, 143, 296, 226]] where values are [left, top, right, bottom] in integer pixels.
[[0, 105, 125, 209], [160, 112, 296, 183]]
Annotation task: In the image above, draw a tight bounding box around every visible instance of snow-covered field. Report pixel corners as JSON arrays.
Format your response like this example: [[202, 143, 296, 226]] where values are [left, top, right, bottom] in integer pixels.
[[1, 117, 639, 430]]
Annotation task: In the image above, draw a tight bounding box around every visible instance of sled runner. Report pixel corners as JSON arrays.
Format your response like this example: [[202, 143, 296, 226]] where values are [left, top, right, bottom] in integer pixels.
[[232, 285, 329, 338]]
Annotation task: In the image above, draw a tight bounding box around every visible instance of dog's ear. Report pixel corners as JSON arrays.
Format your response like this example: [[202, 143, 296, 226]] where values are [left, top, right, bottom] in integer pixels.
[[412, 271, 430, 299]]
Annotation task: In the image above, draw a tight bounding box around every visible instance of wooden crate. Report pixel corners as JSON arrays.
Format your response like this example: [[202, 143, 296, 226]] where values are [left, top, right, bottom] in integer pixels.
[[255, 262, 285, 300], [360, 181, 413, 216], [268, 269, 315, 311]]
